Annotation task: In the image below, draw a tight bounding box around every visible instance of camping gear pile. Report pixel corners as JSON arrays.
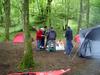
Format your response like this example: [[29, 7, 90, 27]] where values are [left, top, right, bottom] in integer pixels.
[[46, 40, 56, 52]]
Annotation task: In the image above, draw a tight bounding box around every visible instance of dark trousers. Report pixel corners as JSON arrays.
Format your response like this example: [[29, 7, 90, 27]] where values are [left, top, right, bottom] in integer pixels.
[[41, 38, 45, 48], [65, 40, 73, 55]]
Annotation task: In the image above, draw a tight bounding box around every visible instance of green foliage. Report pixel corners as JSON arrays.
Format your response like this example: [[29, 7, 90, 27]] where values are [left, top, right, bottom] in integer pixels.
[[57, 13, 67, 19], [0, 0, 81, 37], [33, 14, 47, 25], [90, 0, 100, 26], [0, 34, 5, 42], [0, 0, 100, 41]]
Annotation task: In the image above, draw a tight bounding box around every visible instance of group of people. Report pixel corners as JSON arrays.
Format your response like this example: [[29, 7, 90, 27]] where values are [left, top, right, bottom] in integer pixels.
[[35, 25, 73, 56], [36, 26, 57, 51]]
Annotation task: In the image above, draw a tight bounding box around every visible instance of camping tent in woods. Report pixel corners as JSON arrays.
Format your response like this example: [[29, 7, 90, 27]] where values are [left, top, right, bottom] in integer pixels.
[[13, 32, 24, 43], [79, 25, 100, 58]]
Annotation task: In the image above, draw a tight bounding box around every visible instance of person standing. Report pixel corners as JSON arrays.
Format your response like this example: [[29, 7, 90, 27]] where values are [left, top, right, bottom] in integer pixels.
[[65, 26, 73, 56], [40, 28, 45, 49], [46, 27, 57, 51], [36, 28, 44, 50]]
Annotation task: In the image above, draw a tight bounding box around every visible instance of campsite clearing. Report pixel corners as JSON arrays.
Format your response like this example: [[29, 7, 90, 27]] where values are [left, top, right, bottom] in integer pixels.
[[0, 42, 100, 75]]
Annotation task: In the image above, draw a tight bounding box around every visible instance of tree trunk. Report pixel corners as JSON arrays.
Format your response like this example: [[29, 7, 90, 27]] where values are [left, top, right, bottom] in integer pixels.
[[65, 0, 70, 30], [46, 0, 52, 27], [20, 0, 35, 70], [40, 0, 44, 15], [4, 0, 11, 41], [77, 0, 83, 34], [37, 0, 41, 14], [0, 0, 3, 26], [86, 0, 90, 28], [0, 12, 3, 26]]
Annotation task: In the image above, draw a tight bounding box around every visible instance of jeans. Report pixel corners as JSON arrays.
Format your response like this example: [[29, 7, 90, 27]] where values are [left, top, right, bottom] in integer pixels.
[[41, 38, 45, 48], [36, 40, 41, 49], [65, 40, 73, 55]]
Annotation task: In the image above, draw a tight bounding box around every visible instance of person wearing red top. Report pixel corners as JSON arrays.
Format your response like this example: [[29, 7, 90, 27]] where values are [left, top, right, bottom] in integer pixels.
[[36, 28, 44, 50], [74, 34, 80, 49]]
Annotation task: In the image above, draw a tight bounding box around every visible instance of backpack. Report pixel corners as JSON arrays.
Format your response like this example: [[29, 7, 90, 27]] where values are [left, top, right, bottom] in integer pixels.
[[48, 31, 56, 40]]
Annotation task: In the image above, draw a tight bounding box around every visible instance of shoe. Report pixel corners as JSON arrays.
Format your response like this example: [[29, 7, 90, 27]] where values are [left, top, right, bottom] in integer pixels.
[[41, 46, 44, 49], [64, 52, 66, 54]]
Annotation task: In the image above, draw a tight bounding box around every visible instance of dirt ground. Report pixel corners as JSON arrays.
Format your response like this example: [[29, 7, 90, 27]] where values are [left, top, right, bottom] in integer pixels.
[[0, 42, 100, 75]]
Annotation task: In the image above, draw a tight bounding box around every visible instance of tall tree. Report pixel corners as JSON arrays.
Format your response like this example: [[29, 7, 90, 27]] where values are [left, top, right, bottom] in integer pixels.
[[20, 0, 35, 69], [4, 0, 11, 40], [36, 0, 46, 15], [46, 0, 52, 26], [65, 0, 70, 29], [77, 0, 83, 34], [0, 0, 3, 26], [36, 0, 41, 14], [86, 0, 90, 28]]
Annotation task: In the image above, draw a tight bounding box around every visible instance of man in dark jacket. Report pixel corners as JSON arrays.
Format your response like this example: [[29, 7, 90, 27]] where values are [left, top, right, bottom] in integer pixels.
[[65, 26, 73, 55], [46, 27, 57, 51], [48, 27, 56, 40]]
